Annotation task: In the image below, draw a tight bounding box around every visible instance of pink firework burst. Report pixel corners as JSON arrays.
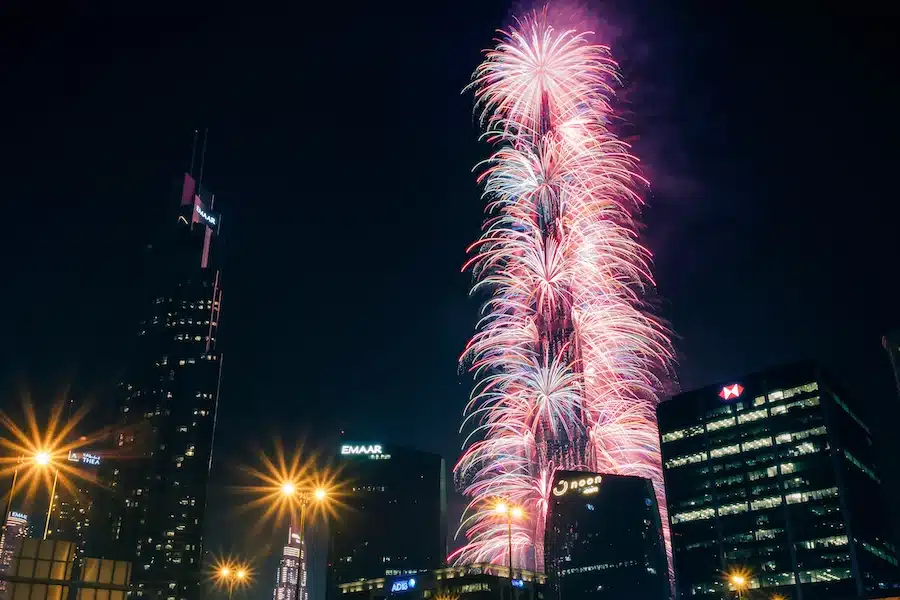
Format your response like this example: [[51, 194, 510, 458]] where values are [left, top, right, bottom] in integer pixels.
[[453, 7, 674, 577]]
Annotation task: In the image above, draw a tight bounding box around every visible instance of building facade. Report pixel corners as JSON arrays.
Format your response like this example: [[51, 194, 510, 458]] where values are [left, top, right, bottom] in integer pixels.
[[328, 444, 446, 596], [47, 450, 107, 557], [274, 524, 303, 600], [0, 512, 29, 600], [110, 172, 224, 600], [336, 563, 544, 600], [658, 362, 900, 600], [543, 471, 669, 600]]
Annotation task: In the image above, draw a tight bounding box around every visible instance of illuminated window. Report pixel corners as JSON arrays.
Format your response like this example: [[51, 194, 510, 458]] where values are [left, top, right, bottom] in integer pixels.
[[775, 426, 826, 444], [769, 390, 784, 401], [707, 417, 736, 432], [753, 396, 766, 406], [755, 528, 782, 541], [782, 382, 819, 398], [671, 507, 715, 524], [718, 502, 748, 516], [742, 437, 773, 452], [738, 409, 767, 424], [798, 568, 851, 583], [785, 487, 838, 504], [665, 451, 708, 469], [750, 496, 782, 511], [709, 444, 740, 459]]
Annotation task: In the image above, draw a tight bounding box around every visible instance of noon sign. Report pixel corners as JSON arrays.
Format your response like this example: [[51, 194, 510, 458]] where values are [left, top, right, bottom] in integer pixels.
[[552, 475, 602, 497]]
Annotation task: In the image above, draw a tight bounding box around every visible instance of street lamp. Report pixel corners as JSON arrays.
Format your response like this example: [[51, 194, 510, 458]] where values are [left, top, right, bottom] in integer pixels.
[[3, 450, 59, 540], [728, 570, 749, 600], [280, 482, 329, 600], [494, 501, 524, 599], [214, 561, 252, 600]]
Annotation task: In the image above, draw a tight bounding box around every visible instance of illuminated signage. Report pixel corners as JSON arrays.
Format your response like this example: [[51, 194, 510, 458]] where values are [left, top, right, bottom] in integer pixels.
[[390, 578, 416, 593], [718, 384, 744, 400], [511, 580, 524, 589], [552, 475, 602, 497], [341, 444, 383, 455], [67, 451, 101, 466], [195, 202, 218, 227], [9, 512, 27, 522]]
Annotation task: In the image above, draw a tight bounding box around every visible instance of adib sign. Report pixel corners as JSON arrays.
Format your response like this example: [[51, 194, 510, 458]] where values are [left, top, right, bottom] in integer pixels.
[[390, 578, 416, 593]]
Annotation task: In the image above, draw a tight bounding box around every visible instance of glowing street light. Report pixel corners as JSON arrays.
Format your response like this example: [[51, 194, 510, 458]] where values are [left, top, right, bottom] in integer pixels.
[[727, 568, 750, 600], [281, 481, 296, 497], [494, 500, 525, 592], [212, 559, 252, 600]]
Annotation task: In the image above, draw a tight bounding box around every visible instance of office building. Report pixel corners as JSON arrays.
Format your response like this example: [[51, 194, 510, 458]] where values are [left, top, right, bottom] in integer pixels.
[[110, 171, 224, 600], [273, 523, 302, 600], [0, 512, 29, 600], [336, 563, 544, 600], [47, 450, 107, 557], [543, 471, 668, 600], [658, 362, 900, 600], [329, 443, 446, 595]]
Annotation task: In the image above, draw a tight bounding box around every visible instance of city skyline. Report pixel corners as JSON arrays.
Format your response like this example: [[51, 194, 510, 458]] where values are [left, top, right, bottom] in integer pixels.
[[1, 1, 899, 599]]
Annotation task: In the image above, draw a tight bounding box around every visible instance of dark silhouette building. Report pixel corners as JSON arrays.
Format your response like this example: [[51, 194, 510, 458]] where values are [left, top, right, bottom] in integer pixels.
[[328, 443, 446, 597], [658, 362, 900, 600], [543, 470, 669, 600], [109, 171, 224, 600]]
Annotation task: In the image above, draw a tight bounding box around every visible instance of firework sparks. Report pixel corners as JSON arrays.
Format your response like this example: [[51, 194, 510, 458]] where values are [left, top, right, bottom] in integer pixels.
[[454, 8, 673, 575]]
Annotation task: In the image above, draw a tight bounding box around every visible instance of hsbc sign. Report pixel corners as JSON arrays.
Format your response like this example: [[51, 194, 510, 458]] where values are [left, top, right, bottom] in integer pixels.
[[718, 384, 744, 400]]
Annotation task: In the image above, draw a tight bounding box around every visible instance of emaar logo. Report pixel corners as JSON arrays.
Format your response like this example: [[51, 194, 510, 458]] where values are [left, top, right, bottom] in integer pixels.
[[195, 203, 217, 226], [341, 444, 383, 455]]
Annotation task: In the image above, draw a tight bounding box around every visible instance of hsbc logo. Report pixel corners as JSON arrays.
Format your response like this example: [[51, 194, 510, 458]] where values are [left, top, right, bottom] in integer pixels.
[[718, 384, 744, 400]]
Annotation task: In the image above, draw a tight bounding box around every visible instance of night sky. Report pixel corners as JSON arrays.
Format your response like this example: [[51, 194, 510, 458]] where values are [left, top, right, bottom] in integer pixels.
[[1, 1, 898, 598]]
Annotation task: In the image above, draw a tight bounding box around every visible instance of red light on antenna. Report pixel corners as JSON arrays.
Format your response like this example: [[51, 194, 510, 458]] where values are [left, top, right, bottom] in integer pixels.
[[719, 384, 744, 400]]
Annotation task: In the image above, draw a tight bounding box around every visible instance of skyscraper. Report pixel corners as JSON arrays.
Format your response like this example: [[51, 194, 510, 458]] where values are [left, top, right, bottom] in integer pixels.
[[273, 524, 302, 600], [658, 362, 900, 600], [0, 512, 29, 600], [110, 171, 224, 600], [328, 443, 446, 597], [544, 471, 669, 600]]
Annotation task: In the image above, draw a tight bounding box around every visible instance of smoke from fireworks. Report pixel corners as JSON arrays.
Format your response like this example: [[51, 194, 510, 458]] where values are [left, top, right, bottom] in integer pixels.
[[452, 8, 673, 574]]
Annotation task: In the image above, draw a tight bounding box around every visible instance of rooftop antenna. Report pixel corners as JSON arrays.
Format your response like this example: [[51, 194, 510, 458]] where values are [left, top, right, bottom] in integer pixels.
[[188, 129, 199, 178], [198, 128, 209, 189]]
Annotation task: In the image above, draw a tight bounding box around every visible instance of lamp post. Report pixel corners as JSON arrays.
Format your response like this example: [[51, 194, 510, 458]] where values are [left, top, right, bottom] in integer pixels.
[[215, 563, 250, 600], [729, 573, 748, 600], [3, 451, 58, 540], [495, 502, 524, 600], [280, 483, 328, 600]]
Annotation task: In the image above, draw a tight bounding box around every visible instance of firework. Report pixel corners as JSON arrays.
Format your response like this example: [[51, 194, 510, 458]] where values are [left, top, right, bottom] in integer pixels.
[[452, 8, 673, 575]]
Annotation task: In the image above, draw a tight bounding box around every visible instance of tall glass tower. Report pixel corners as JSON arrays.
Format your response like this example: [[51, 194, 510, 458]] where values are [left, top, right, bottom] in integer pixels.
[[110, 172, 224, 600]]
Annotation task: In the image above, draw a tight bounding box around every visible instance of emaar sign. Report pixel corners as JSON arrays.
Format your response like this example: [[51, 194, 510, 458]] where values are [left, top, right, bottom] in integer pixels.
[[195, 203, 217, 227], [341, 444, 383, 455]]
